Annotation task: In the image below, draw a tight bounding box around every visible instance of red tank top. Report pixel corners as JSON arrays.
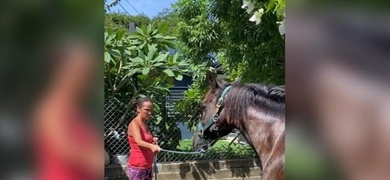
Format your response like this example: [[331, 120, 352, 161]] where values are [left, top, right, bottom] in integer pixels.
[[128, 122, 154, 168], [35, 112, 100, 180]]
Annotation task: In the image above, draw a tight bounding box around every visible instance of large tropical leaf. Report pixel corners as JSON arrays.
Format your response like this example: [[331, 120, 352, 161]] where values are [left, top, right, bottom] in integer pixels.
[[163, 69, 175, 77]]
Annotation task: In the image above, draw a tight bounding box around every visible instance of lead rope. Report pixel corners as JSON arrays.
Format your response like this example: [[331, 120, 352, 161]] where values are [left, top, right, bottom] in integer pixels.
[[153, 148, 206, 180], [152, 143, 205, 180], [153, 140, 158, 180], [153, 156, 157, 180], [228, 132, 242, 148], [160, 148, 205, 154], [152, 127, 239, 179]]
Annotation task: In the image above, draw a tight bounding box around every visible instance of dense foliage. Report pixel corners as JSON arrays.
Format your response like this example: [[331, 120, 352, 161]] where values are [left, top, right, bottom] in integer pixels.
[[104, 0, 285, 148], [104, 20, 189, 150], [173, 0, 285, 130]]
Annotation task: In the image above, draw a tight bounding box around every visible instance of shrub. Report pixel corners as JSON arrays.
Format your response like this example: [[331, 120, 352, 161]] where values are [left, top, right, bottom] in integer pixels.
[[156, 139, 257, 162]]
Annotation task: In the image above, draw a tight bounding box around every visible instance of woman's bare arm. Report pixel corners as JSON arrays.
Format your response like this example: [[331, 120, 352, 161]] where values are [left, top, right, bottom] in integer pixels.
[[128, 121, 154, 150]]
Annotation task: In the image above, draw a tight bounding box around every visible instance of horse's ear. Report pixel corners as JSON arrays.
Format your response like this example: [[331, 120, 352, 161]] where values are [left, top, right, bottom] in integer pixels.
[[206, 70, 220, 89]]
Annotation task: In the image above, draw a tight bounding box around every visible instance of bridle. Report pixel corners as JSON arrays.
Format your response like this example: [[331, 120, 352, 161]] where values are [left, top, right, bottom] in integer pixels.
[[196, 85, 232, 151]]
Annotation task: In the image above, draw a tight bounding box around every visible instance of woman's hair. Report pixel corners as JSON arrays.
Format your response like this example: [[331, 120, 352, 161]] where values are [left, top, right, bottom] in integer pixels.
[[131, 96, 153, 109]]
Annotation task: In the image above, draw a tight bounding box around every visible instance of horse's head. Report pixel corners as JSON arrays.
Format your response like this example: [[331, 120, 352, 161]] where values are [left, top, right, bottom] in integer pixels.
[[193, 71, 235, 152]]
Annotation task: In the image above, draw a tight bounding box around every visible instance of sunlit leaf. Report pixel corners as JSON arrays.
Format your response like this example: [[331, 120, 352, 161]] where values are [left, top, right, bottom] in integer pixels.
[[153, 34, 164, 39], [142, 67, 150, 75], [162, 36, 176, 40], [164, 69, 175, 77], [154, 53, 169, 63], [175, 74, 183, 81], [135, 27, 144, 36], [131, 57, 144, 63], [147, 24, 152, 34], [151, 29, 158, 36], [146, 45, 157, 61], [153, 63, 164, 67], [104, 52, 111, 63], [126, 68, 139, 77]]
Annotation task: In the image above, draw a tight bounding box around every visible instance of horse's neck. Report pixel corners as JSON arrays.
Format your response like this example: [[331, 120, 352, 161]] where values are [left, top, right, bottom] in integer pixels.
[[239, 111, 285, 170]]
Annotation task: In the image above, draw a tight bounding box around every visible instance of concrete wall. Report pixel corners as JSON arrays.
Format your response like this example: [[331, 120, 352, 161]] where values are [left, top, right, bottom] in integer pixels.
[[105, 158, 261, 180]]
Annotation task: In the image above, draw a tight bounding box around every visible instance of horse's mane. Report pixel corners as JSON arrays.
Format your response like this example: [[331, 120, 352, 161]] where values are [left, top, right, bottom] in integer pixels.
[[222, 82, 285, 125]]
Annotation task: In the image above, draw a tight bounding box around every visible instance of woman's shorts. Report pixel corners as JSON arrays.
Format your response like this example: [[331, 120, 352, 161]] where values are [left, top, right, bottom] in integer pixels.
[[127, 166, 153, 180]]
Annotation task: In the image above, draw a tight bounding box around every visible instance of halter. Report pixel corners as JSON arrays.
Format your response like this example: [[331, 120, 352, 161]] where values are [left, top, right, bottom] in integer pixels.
[[196, 85, 232, 150]]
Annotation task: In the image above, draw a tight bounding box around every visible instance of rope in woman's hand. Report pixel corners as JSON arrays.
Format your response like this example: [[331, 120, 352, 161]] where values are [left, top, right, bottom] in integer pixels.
[[159, 148, 205, 155]]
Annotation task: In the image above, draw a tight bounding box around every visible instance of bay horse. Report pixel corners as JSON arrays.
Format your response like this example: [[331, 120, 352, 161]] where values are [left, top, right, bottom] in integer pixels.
[[193, 71, 285, 180]]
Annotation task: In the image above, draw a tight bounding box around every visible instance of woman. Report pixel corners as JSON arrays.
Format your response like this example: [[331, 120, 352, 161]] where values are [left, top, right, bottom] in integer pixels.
[[128, 97, 160, 180], [33, 40, 102, 180]]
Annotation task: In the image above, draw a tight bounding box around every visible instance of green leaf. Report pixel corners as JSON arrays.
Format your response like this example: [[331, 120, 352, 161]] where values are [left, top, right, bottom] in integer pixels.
[[128, 46, 137, 50], [116, 30, 126, 40], [156, 116, 162, 125], [138, 49, 146, 58], [167, 55, 173, 64], [158, 22, 169, 34], [128, 34, 142, 39], [125, 46, 136, 56], [135, 27, 144, 36], [109, 49, 121, 57], [131, 57, 144, 63], [172, 53, 178, 63], [104, 52, 111, 63], [178, 61, 189, 66], [147, 24, 152, 34], [130, 40, 140, 45], [163, 36, 176, 40], [154, 53, 169, 63], [146, 45, 157, 61], [122, 64, 132, 69], [175, 74, 183, 81], [104, 32, 108, 41], [142, 67, 150, 75], [125, 50, 132, 57], [151, 29, 158, 36], [153, 63, 164, 67], [127, 69, 139, 77], [266, 0, 277, 13], [141, 24, 148, 34], [162, 41, 176, 49], [106, 27, 114, 35], [153, 34, 164, 39], [106, 34, 115, 44], [163, 69, 175, 77], [166, 77, 174, 85], [140, 42, 147, 49]]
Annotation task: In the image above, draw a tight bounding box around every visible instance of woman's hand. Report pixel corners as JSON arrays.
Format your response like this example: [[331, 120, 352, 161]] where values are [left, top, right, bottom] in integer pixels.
[[153, 137, 158, 145], [151, 144, 160, 155]]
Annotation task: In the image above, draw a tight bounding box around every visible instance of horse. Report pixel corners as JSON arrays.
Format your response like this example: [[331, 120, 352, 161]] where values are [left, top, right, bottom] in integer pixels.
[[193, 71, 285, 180]]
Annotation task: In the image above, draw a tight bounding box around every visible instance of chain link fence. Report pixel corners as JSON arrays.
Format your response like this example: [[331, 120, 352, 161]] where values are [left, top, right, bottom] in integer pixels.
[[104, 95, 256, 165], [104, 96, 134, 165]]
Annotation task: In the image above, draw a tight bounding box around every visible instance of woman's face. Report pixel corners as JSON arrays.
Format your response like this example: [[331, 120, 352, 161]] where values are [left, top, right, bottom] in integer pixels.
[[137, 101, 153, 120]]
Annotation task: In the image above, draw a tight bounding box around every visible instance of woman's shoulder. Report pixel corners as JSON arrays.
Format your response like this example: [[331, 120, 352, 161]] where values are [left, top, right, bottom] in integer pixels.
[[128, 118, 144, 131], [128, 118, 138, 126]]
